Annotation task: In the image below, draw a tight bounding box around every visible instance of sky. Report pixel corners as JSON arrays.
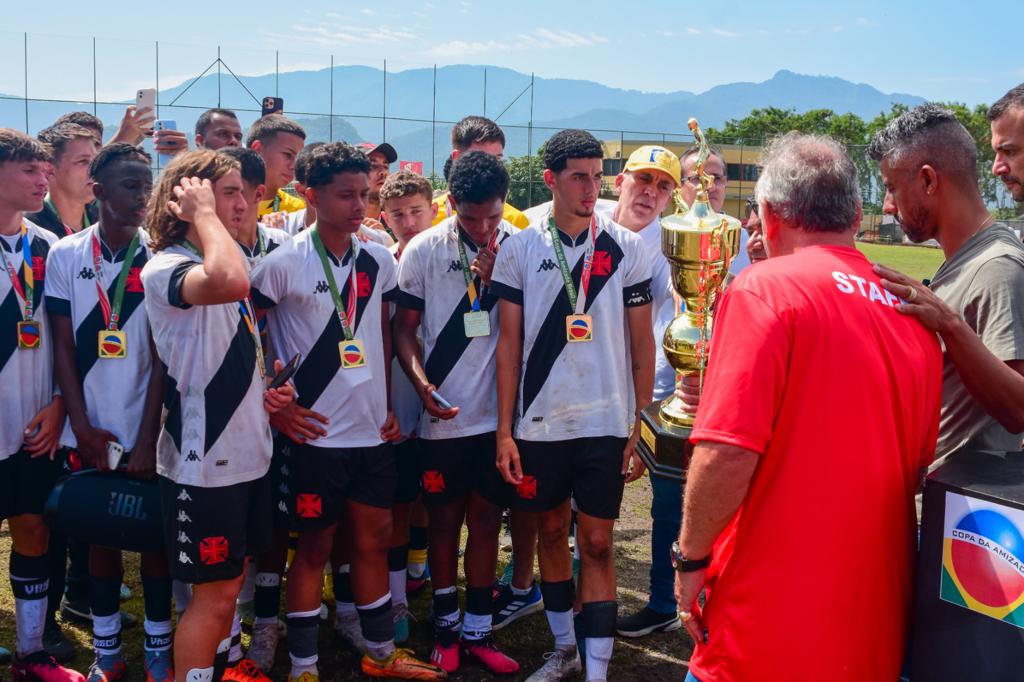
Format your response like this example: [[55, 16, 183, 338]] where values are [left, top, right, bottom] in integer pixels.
[[1, 0, 1020, 107]]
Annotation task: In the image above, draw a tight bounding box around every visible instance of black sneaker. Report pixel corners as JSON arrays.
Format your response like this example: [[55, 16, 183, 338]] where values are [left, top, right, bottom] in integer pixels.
[[491, 582, 543, 631], [615, 607, 681, 638], [43, 619, 77, 663]]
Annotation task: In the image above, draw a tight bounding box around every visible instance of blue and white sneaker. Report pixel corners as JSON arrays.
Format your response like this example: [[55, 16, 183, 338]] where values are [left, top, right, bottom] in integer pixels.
[[491, 581, 543, 631]]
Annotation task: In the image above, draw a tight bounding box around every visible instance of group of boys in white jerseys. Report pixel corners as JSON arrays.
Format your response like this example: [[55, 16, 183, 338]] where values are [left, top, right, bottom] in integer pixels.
[[0, 108, 699, 682]]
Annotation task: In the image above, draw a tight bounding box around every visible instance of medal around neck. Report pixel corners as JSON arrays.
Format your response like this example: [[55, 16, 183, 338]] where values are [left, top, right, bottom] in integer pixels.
[[565, 313, 593, 342], [463, 310, 491, 338], [17, 320, 41, 349], [339, 338, 367, 369], [98, 330, 128, 359]]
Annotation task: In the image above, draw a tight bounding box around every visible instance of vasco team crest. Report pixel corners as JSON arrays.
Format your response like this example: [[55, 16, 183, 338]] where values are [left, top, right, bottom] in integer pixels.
[[941, 492, 1024, 628]]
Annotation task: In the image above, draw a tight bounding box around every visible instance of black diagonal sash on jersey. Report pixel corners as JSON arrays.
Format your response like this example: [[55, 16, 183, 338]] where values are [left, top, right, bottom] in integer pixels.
[[73, 250, 148, 378], [292, 250, 380, 409], [0, 288, 20, 371], [162, 364, 183, 454], [521, 231, 624, 414], [203, 315, 258, 453], [424, 285, 498, 391]]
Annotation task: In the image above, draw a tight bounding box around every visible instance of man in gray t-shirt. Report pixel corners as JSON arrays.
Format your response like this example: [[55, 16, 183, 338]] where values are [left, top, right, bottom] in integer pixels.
[[869, 104, 1024, 470]]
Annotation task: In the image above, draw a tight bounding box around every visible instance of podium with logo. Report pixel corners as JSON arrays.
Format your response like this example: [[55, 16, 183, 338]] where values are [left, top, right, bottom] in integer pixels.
[[912, 448, 1024, 680]]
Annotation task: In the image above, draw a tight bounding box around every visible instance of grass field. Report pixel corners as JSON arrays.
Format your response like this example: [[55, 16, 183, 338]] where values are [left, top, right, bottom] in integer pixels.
[[856, 241, 946, 283], [0, 479, 690, 681]]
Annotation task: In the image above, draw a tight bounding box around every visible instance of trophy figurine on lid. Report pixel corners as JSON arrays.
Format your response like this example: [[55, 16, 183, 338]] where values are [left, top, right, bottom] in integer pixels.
[[636, 118, 741, 480]]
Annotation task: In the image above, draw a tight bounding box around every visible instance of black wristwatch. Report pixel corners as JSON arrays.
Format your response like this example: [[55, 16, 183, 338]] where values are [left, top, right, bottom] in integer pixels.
[[671, 541, 710, 573]]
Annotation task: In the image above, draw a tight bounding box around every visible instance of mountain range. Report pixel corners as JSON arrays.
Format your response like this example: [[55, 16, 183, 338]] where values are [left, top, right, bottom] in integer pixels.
[[2, 65, 926, 172]]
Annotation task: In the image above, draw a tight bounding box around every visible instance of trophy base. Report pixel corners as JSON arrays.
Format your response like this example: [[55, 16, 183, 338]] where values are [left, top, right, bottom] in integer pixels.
[[636, 402, 695, 482]]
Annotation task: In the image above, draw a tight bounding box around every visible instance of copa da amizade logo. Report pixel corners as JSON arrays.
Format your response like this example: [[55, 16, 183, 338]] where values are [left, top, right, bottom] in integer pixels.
[[941, 491, 1024, 627]]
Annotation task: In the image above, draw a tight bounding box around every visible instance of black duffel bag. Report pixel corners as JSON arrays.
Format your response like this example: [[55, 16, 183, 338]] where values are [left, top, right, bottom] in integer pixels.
[[44, 470, 164, 553]]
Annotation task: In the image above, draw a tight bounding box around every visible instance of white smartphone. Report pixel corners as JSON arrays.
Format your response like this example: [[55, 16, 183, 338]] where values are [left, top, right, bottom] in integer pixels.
[[154, 119, 177, 166], [430, 390, 454, 410], [135, 88, 156, 124], [106, 441, 125, 470]]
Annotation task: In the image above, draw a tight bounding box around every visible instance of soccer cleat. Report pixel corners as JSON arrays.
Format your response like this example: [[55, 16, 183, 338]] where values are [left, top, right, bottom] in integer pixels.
[[221, 658, 271, 682], [287, 672, 319, 682], [461, 636, 520, 675], [615, 606, 681, 638], [11, 651, 87, 682], [429, 640, 459, 674], [491, 582, 544, 631], [247, 621, 280, 672], [86, 654, 127, 682], [393, 602, 410, 644], [119, 584, 132, 602], [143, 650, 173, 682], [362, 648, 447, 680], [334, 609, 368, 653], [59, 596, 92, 624], [524, 646, 582, 682]]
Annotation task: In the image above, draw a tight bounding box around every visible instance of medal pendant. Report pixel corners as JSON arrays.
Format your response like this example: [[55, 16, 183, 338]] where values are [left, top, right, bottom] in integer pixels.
[[16, 320, 41, 350], [98, 330, 128, 359], [463, 311, 491, 338], [339, 338, 368, 369], [565, 314, 593, 342]]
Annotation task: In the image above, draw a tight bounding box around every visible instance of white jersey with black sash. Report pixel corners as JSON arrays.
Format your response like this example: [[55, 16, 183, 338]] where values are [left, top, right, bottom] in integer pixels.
[[44, 225, 153, 451], [490, 210, 652, 441], [237, 224, 290, 270], [395, 216, 517, 439], [389, 243, 422, 440], [141, 244, 271, 487], [250, 227, 399, 449], [0, 219, 57, 459]]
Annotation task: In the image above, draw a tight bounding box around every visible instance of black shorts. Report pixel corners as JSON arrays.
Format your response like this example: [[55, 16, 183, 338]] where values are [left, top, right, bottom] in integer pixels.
[[0, 448, 67, 520], [512, 437, 628, 520], [159, 474, 272, 584], [270, 436, 292, 528], [289, 442, 396, 529], [419, 432, 515, 508], [394, 439, 421, 505]]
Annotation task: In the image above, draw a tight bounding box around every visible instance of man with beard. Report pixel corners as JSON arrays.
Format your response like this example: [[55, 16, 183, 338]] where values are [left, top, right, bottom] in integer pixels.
[[990, 83, 1024, 206], [870, 103, 1024, 471]]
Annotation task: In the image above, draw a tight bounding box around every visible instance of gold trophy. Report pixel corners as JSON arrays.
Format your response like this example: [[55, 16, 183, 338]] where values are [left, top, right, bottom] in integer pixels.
[[636, 118, 741, 480]]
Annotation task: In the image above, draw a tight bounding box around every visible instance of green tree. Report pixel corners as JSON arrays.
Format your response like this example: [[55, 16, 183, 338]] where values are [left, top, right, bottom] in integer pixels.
[[506, 144, 550, 210]]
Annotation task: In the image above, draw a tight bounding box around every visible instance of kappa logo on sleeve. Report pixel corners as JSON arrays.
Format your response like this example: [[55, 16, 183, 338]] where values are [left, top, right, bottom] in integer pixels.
[[198, 536, 229, 565], [296, 493, 322, 518]]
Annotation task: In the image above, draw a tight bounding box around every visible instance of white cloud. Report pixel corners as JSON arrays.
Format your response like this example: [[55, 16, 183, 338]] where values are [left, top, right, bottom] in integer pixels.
[[427, 39, 511, 58], [710, 28, 739, 38], [284, 23, 419, 47], [855, 16, 874, 27], [428, 27, 608, 58], [361, 8, 375, 16], [656, 30, 676, 38], [831, 25, 844, 33], [686, 27, 701, 35]]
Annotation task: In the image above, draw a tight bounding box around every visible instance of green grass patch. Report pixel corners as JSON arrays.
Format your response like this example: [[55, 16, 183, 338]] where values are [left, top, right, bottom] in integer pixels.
[[856, 242, 946, 283]]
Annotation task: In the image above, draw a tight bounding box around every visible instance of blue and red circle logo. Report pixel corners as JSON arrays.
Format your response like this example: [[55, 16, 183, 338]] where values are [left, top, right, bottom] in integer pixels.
[[101, 332, 126, 357], [341, 342, 364, 366], [568, 317, 591, 341]]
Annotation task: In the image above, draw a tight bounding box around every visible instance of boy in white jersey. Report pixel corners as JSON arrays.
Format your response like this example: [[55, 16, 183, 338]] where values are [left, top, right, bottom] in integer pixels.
[[250, 142, 444, 682], [46, 144, 173, 682], [0, 129, 83, 682], [491, 129, 655, 682], [394, 152, 520, 675], [140, 150, 292, 682], [216, 146, 289, 682]]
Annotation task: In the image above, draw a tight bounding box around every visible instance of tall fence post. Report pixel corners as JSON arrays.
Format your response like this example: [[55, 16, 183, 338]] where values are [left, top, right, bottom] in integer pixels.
[[432, 64, 437, 180], [527, 72, 535, 207], [92, 37, 97, 116], [23, 32, 29, 132], [329, 55, 334, 141], [382, 59, 387, 142]]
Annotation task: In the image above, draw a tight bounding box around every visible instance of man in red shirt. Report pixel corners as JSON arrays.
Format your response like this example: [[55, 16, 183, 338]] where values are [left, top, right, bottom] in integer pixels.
[[674, 132, 943, 682]]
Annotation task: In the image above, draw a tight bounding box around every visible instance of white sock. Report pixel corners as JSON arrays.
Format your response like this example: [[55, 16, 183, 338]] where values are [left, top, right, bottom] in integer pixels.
[[365, 638, 395, 661], [586, 636, 614, 680], [408, 562, 426, 578], [185, 666, 214, 682], [462, 612, 491, 641], [144, 619, 173, 652], [228, 611, 243, 663], [511, 583, 532, 596], [546, 609, 575, 649], [336, 600, 357, 616], [92, 612, 122, 656], [288, 655, 318, 677], [389, 570, 407, 608]]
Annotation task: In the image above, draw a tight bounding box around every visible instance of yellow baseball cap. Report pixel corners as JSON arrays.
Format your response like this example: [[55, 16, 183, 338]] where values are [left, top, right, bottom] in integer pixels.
[[623, 145, 681, 187]]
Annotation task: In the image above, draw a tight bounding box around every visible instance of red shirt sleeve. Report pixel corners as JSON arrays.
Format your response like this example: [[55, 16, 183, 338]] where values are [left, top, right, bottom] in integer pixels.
[[690, 287, 791, 454]]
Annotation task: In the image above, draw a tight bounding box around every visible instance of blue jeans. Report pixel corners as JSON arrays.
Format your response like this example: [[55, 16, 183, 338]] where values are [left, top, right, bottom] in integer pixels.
[[648, 469, 683, 614]]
